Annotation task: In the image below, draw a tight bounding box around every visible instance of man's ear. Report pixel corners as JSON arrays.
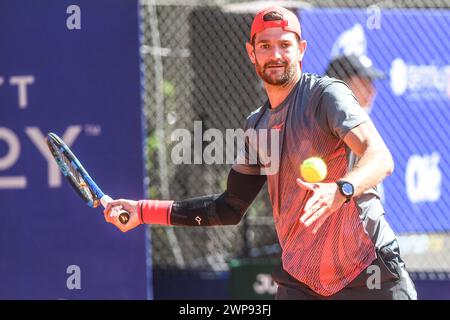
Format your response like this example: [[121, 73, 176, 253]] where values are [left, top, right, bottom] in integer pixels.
[[246, 42, 256, 64], [298, 39, 307, 62]]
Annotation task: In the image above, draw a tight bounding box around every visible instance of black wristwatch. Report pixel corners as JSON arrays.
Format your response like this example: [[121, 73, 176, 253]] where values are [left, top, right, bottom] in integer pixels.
[[336, 180, 354, 203]]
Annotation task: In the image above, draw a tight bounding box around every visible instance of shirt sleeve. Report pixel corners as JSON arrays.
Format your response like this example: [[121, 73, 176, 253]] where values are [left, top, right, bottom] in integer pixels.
[[170, 168, 266, 226], [316, 80, 370, 139]]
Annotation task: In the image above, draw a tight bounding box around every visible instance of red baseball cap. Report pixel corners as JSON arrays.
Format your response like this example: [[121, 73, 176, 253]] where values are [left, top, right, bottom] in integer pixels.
[[250, 6, 302, 42]]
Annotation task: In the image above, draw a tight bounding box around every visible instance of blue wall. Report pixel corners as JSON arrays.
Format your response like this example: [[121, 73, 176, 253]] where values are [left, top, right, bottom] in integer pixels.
[[0, 0, 148, 299]]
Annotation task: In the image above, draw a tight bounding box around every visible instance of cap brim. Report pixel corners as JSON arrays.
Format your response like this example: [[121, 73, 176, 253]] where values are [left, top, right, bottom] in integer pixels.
[[360, 67, 385, 80]]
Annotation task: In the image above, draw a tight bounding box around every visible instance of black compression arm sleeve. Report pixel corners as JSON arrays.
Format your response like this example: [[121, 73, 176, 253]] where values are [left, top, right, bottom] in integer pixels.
[[170, 169, 266, 226]]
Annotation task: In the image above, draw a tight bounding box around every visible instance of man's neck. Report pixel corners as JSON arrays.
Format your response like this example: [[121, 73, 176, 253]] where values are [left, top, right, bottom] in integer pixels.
[[265, 70, 302, 109]]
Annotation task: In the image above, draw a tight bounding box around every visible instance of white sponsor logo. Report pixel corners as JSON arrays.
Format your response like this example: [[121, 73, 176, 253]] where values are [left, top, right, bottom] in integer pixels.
[[0, 125, 83, 189], [0, 75, 35, 109], [1, 74, 97, 190], [390, 58, 450, 98], [405, 152, 442, 203]]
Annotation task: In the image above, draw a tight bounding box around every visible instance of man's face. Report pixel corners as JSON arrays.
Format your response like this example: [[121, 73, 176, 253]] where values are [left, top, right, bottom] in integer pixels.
[[246, 28, 306, 86], [346, 75, 376, 113]]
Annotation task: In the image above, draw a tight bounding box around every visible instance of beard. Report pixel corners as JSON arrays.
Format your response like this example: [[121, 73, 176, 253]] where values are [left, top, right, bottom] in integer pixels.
[[255, 59, 297, 86]]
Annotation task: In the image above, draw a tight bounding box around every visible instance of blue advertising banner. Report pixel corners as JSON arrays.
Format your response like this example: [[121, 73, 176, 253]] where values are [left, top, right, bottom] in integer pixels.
[[0, 0, 148, 298], [300, 9, 450, 233]]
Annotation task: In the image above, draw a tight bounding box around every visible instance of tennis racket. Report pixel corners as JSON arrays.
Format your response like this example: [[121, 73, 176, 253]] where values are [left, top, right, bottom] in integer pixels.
[[46, 132, 129, 224]]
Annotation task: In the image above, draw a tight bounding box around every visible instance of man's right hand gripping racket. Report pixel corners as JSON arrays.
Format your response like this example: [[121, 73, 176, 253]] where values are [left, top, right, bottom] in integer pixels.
[[46, 132, 129, 224]]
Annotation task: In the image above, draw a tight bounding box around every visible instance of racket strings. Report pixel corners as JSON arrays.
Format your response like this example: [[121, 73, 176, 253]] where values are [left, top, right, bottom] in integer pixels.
[[50, 141, 95, 203], [61, 151, 94, 201]]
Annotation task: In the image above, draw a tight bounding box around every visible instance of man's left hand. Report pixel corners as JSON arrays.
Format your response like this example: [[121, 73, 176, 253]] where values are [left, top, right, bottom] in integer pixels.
[[296, 178, 347, 233]]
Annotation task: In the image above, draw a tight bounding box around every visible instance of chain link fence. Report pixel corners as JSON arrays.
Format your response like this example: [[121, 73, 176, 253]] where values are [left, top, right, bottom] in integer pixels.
[[140, 0, 450, 278], [140, 1, 275, 273]]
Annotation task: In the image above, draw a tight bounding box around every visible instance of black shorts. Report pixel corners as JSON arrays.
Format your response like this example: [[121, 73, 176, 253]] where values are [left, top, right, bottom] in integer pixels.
[[273, 240, 417, 300]]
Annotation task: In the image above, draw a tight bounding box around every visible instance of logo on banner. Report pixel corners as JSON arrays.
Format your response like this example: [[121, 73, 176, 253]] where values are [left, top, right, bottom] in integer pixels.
[[405, 152, 442, 203], [0, 74, 99, 190], [390, 58, 450, 99], [0, 75, 35, 108]]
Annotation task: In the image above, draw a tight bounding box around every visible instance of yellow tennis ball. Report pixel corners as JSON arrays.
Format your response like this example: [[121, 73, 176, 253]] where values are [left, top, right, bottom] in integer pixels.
[[300, 157, 327, 183]]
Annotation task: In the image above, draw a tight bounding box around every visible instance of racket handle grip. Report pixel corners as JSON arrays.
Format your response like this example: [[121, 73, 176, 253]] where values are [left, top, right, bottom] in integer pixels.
[[101, 195, 130, 225], [118, 210, 130, 224]]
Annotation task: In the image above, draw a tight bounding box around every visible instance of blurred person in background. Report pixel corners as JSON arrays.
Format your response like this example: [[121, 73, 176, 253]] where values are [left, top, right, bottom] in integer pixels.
[[326, 54, 386, 202], [325, 54, 384, 114]]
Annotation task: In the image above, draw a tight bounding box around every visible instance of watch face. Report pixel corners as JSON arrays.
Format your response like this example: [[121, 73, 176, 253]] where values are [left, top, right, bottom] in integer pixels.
[[342, 183, 354, 196]]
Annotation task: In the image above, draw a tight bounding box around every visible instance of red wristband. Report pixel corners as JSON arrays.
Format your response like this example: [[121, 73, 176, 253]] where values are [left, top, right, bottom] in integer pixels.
[[138, 200, 173, 225]]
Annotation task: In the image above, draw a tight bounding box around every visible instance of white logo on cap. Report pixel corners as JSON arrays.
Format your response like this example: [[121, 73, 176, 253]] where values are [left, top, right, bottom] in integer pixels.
[[359, 55, 373, 68]]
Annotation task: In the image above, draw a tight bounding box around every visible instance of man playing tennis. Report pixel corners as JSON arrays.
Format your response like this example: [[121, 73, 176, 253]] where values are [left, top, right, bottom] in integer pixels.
[[105, 6, 417, 300]]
